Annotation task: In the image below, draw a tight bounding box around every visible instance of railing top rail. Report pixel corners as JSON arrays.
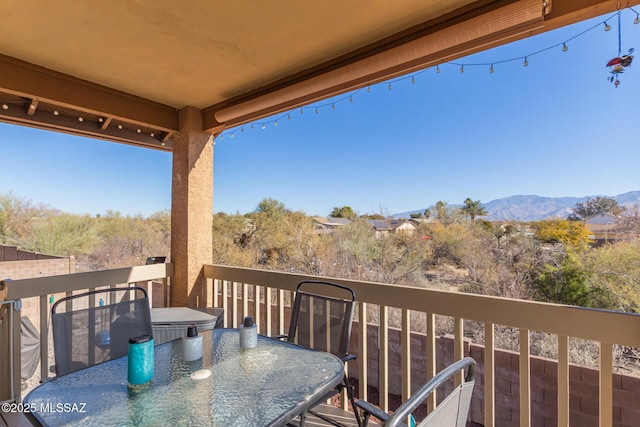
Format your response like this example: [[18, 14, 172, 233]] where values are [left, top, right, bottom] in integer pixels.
[[1, 263, 173, 300], [204, 264, 640, 347]]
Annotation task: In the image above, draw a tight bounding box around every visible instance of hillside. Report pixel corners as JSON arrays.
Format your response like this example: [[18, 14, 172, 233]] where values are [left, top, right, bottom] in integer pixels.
[[394, 191, 640, 221]]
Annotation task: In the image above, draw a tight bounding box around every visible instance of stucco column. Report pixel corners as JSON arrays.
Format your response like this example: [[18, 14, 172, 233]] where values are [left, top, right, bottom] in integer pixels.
[[170, 106, 214, 307]]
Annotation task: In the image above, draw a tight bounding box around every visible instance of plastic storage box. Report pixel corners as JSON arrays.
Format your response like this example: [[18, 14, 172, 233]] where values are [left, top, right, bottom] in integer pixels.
[[150, 307, 224, 345]]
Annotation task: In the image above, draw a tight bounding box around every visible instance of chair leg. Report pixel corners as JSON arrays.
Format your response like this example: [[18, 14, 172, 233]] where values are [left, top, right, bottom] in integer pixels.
[[343, 375, 362, 427]]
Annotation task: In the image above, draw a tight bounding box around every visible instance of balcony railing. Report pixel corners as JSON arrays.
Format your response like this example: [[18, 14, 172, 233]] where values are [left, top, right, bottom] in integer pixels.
[[2, 262, 640, 426]]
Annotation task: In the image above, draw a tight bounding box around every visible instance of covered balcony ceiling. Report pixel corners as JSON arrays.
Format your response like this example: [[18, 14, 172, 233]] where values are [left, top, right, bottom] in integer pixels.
[[0, 0, 632, 150]]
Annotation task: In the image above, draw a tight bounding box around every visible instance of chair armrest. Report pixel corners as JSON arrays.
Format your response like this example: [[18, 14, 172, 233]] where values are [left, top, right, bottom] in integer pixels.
[[355, 399, 390, 423]]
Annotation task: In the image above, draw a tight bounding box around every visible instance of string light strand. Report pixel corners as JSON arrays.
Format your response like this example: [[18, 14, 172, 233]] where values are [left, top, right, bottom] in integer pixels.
[[217, 8, 636, 142]]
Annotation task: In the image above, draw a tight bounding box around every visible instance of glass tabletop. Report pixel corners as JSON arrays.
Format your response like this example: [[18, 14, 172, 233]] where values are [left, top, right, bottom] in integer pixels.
[[25, 329, 344, 426]]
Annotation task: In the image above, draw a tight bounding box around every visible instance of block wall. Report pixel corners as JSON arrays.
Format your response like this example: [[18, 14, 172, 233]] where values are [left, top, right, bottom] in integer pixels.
[[0, 247, 75, 330]]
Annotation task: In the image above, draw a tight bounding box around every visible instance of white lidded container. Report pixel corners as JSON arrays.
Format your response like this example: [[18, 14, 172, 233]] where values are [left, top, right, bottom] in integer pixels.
[[182, 324, 203, 361], [239, 316, 257, 349]]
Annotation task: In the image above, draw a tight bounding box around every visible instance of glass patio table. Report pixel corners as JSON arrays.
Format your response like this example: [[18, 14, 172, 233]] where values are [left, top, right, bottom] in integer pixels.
[[25, 329, 344, 426]]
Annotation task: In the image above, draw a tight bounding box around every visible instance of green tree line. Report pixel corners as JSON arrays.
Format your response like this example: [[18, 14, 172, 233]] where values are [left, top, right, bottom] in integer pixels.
[[2, 192, 639, 313]]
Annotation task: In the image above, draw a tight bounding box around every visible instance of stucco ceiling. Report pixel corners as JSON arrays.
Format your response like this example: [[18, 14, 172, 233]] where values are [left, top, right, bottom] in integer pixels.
[[0, 0, 633, 149]]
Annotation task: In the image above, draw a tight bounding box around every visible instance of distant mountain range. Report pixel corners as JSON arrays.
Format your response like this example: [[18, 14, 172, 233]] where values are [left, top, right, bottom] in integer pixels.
[[393, 191, 640, 221]]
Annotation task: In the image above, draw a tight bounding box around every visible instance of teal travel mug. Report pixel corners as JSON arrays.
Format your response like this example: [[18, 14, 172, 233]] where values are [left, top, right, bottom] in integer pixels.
[[128, 334, 154, 385]]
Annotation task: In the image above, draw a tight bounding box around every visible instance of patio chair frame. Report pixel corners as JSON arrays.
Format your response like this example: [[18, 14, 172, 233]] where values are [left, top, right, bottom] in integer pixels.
[[285, 280, 361, 427], [356, 357, 476, 427]]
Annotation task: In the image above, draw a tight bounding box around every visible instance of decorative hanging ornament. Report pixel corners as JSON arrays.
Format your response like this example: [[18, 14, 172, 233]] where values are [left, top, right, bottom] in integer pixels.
[[607, 50, 634, 87], [606, 12, 634, 87]]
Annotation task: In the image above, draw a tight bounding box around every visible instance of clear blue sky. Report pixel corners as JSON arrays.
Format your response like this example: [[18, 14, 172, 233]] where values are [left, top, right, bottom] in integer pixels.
[[1, 10, 639, 217]]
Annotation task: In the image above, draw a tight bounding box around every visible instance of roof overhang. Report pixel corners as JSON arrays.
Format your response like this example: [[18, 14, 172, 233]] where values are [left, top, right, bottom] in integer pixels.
[[0, 0, 634, 150]]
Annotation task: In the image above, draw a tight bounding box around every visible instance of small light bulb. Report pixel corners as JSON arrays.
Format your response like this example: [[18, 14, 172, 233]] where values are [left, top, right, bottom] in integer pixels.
[[411, 76, 415, 84], [30, 104, 36, 110], [634, 14, 639, 25], [459, 65, 464, 73], [287, 114, 291, 120], [78, 117, 84, 122], [489, 64, 494, 73], [261, 124, 266, 130], [349, 96, 353, 103], [150, 133, 155, 137], [241, 127, 244, 132], [161, 142, 166, 146], [299, 108, 304, 114], [53, 110, 59, 115], [604, 22, 611, 31], [388, 83, 392, 90], [367, 86, 371, 93], [98, 117, 104, 123], [523, 57, 529, 67], [136, 128, 141, 133], [118, 124, 123, 129], [436, 65, 440, 74], [230, 133, 234, 138], [274, 120, 278, 126], [220, 134, 224, 140], [2, 104, 8, 110], [562, 43, 568, 52], [250, 124, 254, 129], [331, 104, 335, 110], [315, 107, 319, 114]]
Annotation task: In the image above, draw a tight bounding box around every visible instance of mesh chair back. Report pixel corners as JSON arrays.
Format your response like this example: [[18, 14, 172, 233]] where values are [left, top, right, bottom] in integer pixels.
[[51, 287, 152, 376], [287, 281, 355, 360]]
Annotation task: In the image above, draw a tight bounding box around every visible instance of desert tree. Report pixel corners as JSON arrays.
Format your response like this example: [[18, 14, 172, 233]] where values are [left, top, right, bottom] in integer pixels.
[[329, 206, 357, 220], [461, 198, 487, 222], [568, 196, 622, 221]]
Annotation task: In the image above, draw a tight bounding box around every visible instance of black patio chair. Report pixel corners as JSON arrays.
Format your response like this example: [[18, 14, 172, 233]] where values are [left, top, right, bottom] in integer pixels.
[[51, 286, 152, 376], [355, 357, 476, 427], [283, 280, 360, 427]]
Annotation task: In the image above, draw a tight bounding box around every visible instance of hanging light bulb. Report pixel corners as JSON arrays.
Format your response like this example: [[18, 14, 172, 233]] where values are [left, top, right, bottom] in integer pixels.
[[2, 104, 8, 110], [230, 132, 234, 138], [261, 124, 266, 130], [299, 108, 304, 114], [367, 86, 371, 93], [349, 96, 353, 103], [315, 107, 319, 114], [240, 127, 244, 132], [436, 65, 440, 74], [331, 103, 335, 110], [220, 134, 224, 140], [78, 117, 84, 122], [150, 132, 155, 137], [136, 128, 141, 133], [459, 65, 464, 73], [489, 64, 495, 73], [411, 76, 416, 84], [388, 83, 392, 91], [274, 120, 278, 126], [287, 114, 291, 120], [53, 110, 59, 115], [118, 124, 123, 129], [562, 43, 568, 52], [634, 13, 639, 24], [250, 124, 254, 129], [603, 21, 611, 31], [523, 57, 529, 67]]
